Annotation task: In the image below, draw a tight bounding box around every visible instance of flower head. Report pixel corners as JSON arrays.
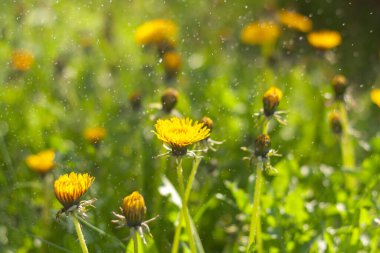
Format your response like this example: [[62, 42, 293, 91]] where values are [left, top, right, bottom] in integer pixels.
[[54, 172, 95, 210], [307, 30, 342, 50], [129, 91, 143, 111], [163, 51, 181, 79], [154, 117, 210, 156], [84, 127, 106, 144], [12, 50, 34, 71], [371, 89, 380, 107], [135, 19, 177, 49], [331, 75, 347, 100], [277, 10, 312, 33], [255, 134, 271, 157], [201, 116, 213, 132], [263, 86, 283, 117], [328, 111, 342, 135], [240, 21, 280, 45], [122, 191, 146, 227], [26, 150, 55, 174]]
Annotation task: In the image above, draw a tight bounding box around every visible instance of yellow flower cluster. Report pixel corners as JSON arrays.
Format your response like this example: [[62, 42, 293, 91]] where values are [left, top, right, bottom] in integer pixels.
[[54, 172, 95, 209], [26, 150, 55, 174], [135, 19, 177, 47], [277, 10, 312, 33], [84, 127, 106, 144], [307, 30, 342, 50], [240, 21, 281, 45], [12, 50, 34, 71]]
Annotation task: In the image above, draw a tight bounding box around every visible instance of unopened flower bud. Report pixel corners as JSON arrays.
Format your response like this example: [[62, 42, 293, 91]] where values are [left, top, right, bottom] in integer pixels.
[[129, 91, 143, 111], [332, 75, 347, 100], [163, 51, 181, 77], [328, 111, 342, 135], [263, 87, 282, 117], [255, 134, 271, 157], [161, 88, 179, 113], [201, 116, 213, 132], [122, 191, 146, 227]]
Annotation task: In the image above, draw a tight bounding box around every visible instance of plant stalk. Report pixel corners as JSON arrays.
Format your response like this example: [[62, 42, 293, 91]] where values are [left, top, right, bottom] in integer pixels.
[[132, 229, 138, 253], [338, 102, 355, 169], [71, 213, 89, 253]]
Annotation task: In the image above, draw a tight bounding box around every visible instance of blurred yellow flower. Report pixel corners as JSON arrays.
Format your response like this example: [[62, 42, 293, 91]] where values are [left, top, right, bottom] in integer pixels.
[[122, 191, 146, 227], [12, 50, 34, 71], [371, 89, 380, 107], [26, 150, 55, 174], [54, 172, 94, 209], [154, 117, 210, 156], [263, 86, 283, 116], [240, 21, 280, 45], [135, 19, 177, 47], [307, 30, 342, 50], [84, 127, 106, 144], [163, 51, 181, 73], [277, 10, 312, 32]]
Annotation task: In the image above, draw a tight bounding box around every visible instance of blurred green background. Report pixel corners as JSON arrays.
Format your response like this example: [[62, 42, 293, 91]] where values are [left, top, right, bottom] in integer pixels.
[[1, 0, 380, 252]]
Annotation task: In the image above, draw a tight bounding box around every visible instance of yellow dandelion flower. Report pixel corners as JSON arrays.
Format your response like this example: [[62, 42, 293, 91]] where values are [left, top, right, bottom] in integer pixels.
[[84, 127, 106, 144], [240, 21, 281, 45], [154, 117, 210, 156], [371, 89, 380, 108], [26, 150, 55, 174], [307, 30, 342, 50], [54, 172, 95, 209], [277, 10, 312, 33], [12, 50, 34, 71], [163, 51, 181, 73], [122, 191, 146, 227], [135, 19, 177, 47], [263, 86, 283, 116]]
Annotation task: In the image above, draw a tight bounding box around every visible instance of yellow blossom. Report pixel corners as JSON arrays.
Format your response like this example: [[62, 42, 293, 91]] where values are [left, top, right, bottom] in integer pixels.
[[307, 30, 342, 50], [154, 117, 210, 156], [135, 19, 177, 47], [240, 21, 280, 45], [12, 50, 34, 71], [54, 172, 94, 209], [277, 10, 312, 33], [122, 191, 146, 227], [163, 51, 181, 73], [263, 86, 283, 116], [371, 89, 380, 107], [26, 150, 55, 174], [84, 127, 106, 144]]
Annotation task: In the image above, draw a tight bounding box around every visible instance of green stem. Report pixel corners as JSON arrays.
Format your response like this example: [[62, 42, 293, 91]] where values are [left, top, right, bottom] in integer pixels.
[[262, 118, 269, 135], [338, 102, 355, 169], [176, 158, 197, 253], [132, 229, 138, 253], [0, 135, 14, 187], [71, 213, 89, 253], [247, 159, 264, 253], [171, 157, 202, 253]]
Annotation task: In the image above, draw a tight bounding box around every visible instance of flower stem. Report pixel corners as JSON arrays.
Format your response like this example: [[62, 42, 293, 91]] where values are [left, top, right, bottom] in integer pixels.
[[171, 157, 202, 253], [176, 158, 197, 253], [247, 159, 264, 253], [132, 229, 138, 253], [71, 213, 89, 253], [338, 102, 355, 169]]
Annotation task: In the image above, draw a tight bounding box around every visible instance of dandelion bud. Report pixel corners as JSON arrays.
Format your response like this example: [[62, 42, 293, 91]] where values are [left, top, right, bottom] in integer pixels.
[[201, 116, 214, 132], [328, 111, 342, 135], [122, 191, 146, 227], [84, 127, 106, 144], [12, 50, 34, 71], [161, 88, 179, 113], [263, 87, 283, 117], [332, 75, 347, 100], [255, 134, 271, 157], [163, 51, 181, 80], [129, 91, 143, 111]]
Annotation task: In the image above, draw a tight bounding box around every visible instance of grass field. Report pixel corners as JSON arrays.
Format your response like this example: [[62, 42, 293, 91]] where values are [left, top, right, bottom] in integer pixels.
[[1, 1, 380, 252]]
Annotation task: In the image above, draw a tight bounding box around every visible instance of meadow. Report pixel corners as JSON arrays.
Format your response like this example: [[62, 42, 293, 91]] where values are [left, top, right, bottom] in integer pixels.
[[1, 1, 380, 252]]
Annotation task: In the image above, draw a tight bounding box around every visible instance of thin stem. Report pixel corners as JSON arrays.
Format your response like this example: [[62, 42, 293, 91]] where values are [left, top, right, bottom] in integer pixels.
[[42, 174, 52, 228], [71, 213, 89, 253], [171, 157, 202, 253], [132, 229, 138, 253], [262, 118, 269, 135], [0, 135, 14, 187], [176, 158, 197, 253], [247, 159, 264, 253], [338, 102, 355, 169]]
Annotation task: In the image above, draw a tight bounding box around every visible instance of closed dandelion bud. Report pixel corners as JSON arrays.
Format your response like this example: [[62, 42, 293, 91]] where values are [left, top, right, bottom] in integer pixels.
[[122, 191, 146, 227], [129, 91, 143, 111], [263, 87, 283, 117], [163, 51, 181, 80], [84, 127, 106, 144], [161, 88, 179, 113], [329, 111, 342, 135], [201, 116, 213, 132], [255, 134, 271, 157], [332, 75, 347, 100]]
